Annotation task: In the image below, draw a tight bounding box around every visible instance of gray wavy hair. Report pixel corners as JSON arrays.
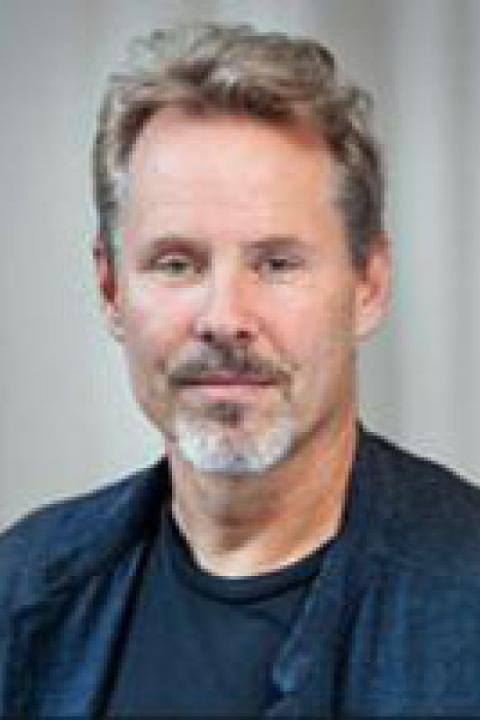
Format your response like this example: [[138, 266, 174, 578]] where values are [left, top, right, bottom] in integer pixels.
[[92, 23, 384, 267]]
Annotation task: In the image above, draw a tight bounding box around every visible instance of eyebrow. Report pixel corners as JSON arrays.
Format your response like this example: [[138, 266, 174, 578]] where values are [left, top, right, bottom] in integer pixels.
[[143, 233, 313, 254], [142, 234, 206, 255], [135, 235, 202, 268], [244, 236, 312, 254]]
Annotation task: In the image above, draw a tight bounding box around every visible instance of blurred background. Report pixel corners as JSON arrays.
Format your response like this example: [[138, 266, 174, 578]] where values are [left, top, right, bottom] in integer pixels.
[[1, 0, 479, 530]]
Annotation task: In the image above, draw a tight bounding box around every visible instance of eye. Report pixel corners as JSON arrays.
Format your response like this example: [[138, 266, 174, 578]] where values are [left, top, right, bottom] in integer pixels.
[[259, 256, 304, 276], [154, 254, 199, 277], [265, 257, 295, 270]]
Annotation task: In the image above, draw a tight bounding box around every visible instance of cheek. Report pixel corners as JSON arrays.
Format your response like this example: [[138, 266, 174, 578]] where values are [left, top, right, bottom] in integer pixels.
[[120, 281, 196, 369], [275, 282, 356, 358], [278, 286, 357, 396]]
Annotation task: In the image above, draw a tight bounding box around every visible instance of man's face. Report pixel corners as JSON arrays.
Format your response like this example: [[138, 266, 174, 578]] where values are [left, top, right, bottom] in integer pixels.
[[97, 109, 389, 475]]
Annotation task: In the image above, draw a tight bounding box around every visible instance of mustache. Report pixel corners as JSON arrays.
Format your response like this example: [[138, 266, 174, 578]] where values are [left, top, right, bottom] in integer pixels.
[[169, 342, 290, 385]]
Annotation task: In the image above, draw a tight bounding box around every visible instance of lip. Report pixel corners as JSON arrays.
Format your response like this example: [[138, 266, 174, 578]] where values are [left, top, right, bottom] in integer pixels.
[[178, 376, 276, 398], [179, 374, 275, 386]]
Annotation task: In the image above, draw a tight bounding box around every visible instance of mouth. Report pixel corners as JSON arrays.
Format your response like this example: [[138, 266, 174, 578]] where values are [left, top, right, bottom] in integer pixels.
[[179, 373, 275, 386], [176, 374, 277, 399]]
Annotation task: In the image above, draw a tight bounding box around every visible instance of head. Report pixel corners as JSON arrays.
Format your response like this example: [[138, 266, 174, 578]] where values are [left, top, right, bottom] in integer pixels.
[[93, 23, 390, 476]]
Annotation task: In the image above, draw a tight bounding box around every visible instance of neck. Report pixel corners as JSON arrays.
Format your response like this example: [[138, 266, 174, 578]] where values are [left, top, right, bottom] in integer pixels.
[[168, 412, 358, 578]]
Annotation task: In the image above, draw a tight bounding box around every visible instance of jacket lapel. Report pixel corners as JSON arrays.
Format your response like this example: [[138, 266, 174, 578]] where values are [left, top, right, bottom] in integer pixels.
[[267, 429, 382, 718]]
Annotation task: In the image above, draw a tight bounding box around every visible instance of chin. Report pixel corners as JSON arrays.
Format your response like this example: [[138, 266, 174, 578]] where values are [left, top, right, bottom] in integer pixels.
[[173, 410, 295, 476]]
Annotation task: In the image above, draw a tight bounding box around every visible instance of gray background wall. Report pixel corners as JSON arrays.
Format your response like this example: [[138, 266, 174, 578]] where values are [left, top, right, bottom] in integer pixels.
[[1, 0, 479, 530]]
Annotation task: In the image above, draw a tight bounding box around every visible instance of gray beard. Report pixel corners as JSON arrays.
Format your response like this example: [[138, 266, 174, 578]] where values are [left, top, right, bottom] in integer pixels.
[[173, 401, 295, 476]]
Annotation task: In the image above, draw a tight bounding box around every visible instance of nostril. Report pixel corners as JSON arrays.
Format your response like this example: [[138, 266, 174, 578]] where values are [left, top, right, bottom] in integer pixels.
[[198, 328, 215, 344], [236, 328, 253, 342], [197, 327, 253, 345]]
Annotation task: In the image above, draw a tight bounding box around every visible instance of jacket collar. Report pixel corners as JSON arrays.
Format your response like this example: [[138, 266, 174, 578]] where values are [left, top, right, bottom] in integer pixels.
[[18, 425, 381, 610]]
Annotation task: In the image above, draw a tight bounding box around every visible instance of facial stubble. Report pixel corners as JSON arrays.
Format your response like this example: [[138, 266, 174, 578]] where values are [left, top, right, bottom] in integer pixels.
[[173, 389, 296, 476]]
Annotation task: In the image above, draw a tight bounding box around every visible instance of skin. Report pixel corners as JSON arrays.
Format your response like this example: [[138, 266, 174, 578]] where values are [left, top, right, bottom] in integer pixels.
[[95, 108, 390, 577]]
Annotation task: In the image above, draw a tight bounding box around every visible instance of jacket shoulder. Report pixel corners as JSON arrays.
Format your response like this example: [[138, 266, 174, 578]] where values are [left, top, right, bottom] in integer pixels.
[[364, 430, 480, 580], [0, 461, 167, 614]]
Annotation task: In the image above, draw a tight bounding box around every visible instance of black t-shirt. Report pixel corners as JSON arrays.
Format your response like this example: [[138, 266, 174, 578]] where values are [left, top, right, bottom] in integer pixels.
[[107, 506, 328, 717]]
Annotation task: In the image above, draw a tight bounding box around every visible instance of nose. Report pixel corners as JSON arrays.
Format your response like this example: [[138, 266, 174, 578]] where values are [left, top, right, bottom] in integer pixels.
[[193, 268, 258, 346]]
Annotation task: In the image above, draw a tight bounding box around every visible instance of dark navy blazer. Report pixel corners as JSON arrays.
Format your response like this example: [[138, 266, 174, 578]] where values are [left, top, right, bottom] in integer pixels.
[[2, 428, 480, 717]]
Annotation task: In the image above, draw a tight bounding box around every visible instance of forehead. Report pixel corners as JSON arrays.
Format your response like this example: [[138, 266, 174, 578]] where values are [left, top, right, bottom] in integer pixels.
[[124, 108, 341, 240]]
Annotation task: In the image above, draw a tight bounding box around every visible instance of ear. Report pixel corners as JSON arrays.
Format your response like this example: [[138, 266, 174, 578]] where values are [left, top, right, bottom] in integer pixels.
[[354, 232, 391, 342], [92, 235, 125, 342]]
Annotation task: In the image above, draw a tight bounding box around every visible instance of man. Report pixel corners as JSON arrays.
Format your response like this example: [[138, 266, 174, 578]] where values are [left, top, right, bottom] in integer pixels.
[[1, 23, 480, 718]]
